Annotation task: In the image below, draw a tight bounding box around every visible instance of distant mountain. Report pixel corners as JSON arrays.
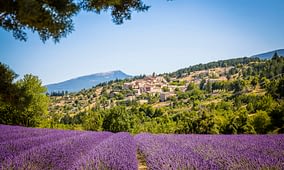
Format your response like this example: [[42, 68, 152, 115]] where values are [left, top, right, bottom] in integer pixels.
[[46, 70, 132, 93], [252, 49, 284, 59]]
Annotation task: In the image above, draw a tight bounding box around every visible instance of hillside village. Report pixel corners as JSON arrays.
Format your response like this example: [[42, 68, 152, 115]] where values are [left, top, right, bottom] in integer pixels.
[[49, 54, 284, 118], [49, 65, 234, 115]]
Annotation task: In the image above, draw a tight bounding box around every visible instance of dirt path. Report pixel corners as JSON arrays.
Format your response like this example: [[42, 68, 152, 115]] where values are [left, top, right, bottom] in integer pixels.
[[137, 152, 147, 170]]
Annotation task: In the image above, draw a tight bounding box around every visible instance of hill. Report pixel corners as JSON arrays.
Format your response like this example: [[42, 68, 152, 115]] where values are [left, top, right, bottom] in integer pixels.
[[252, 49, 284, 59], [46, 70, 132, 93], [48, 54, 284, 134]]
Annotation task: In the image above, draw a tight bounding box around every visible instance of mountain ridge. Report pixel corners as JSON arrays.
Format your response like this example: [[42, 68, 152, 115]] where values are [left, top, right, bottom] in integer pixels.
[[46, 70, 132, 93], [251, 49, 284, 59]]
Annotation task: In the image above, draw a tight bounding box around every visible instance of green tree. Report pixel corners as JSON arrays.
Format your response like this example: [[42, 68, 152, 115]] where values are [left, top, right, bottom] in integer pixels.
[[276, 77, 284, 98], [196, 111, 219, 134], [139, 104, 155, 118], [250, 76, 258, 89], [205, 81, 212, 93], [186, 82, 197, 91], [251, 110, 271, 134], [266, 78, 284, 99], [231, 79, 244, 93], [269, 102, 284, 132], [0, 63, 20, 106], [102, 106, 132, 132], [260, 77, 270, 89], [16, 74, 49, 126], [272, 52, 280, 60], [83, 110, 103, 131], [224, 110, 255, 134], [0, 63, 23, 125], [199, 79, 206, 90]]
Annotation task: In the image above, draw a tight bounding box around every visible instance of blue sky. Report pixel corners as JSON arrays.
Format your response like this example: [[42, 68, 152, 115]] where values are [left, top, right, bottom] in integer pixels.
[[1, 0, 284, 85]]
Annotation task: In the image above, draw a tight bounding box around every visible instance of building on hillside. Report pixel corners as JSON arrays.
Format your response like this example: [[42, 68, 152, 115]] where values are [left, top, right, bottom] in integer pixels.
[[160, 92, 176, 102], [125, 95, 136, 101], [123, 83, 133, 89], [151, 87, 162, 93], [145, 86, 152, 92], [123, 75, 169, 96], [138, 99, 148, 104]]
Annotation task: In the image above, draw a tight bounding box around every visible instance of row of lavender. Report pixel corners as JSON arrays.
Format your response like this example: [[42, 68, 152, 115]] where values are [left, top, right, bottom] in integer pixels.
[[135, 133, 284, 170], [0, 125, 137, 170], [1, 125, 284, 170]]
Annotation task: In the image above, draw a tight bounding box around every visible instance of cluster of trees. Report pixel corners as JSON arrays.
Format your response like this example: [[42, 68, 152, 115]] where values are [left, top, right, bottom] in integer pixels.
[[170, 57, 260, 78], [242, 53, 284, 79], [0, 63, 49, 127], [52, 89, 284, 134]]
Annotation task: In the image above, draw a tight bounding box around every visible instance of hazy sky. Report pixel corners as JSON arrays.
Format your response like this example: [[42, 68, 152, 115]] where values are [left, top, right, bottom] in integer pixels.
[[1, 0, 284, 85]]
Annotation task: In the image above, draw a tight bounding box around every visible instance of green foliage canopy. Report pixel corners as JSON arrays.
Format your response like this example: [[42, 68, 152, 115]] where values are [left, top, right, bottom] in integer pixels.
[[0, 0, 149, 42], [0, 63, 49, 127]]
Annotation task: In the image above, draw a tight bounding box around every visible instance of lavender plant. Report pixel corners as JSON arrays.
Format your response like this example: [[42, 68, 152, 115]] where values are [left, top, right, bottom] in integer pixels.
[[74, 132, 138, 170], [1, 130, 112, 170], [1, 125, 283, 170], [0, 129, 83, 163], [135, 133, 284, 170]]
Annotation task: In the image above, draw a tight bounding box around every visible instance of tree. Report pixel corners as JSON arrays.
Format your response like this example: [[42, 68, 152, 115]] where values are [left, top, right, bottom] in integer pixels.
[[251, 110, 271, 134], [0, 63, 23, 125], [205, 81, 212, 93], [224, 110, 255, 134], [0, 63, 49, 127], [260, 77, 270, 89], [0, 63, 21, 105], [196, 111, 220, 134], [102, 106, 132, 132], [230, 79, 244, 93], [267, 78, 284, 99], [186, 82, 197, 91], [272, 52, 280, 60], [276, 77, 284, 98], [83, 110, 103, 131], [199, 79, 206, 90], [16, 74, 49, 126], [269, 101, 284, 132], [0, 0, 149, 42], [250, 76, 258, 89]]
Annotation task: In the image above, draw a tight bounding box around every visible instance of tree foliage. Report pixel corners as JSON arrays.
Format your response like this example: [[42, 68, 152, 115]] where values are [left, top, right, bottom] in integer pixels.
[[16, 74, 49, 126], [0, 0, 149, 42], [171, 57, 260, 78], [0, 63, 49, 127], [0, 63, 20, 106], [251, 110, 271, 134]]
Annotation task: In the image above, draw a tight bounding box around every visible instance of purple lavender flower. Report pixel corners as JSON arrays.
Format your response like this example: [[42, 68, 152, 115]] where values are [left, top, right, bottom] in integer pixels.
[[74, 132, 138, 170], [135, 133, 284, 170]]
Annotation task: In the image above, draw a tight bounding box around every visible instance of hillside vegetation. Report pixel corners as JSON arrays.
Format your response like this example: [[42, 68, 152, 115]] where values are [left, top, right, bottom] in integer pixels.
[[46, 53, 284, 134]]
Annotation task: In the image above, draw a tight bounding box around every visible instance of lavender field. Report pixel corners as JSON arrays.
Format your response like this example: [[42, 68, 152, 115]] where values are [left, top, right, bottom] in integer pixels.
[[1, 125, 284, 170]]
